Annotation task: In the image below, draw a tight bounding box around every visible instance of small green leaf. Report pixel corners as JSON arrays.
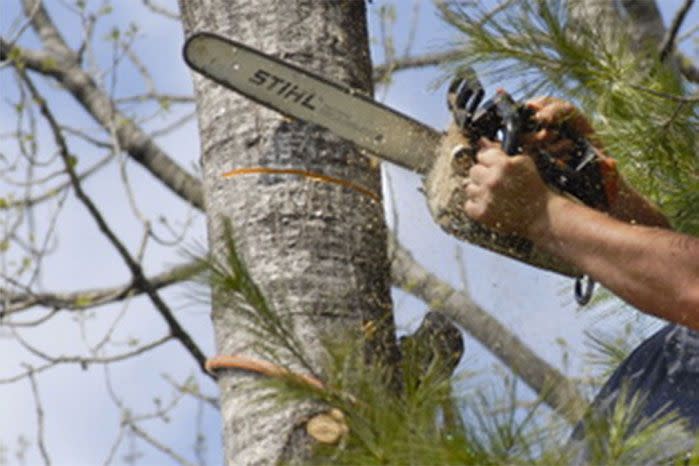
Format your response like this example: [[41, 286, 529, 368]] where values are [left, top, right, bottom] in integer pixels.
[[158, 97, 171, 111], [67, 155, 78, 169], [74, 295, 92, 307], [40, 57, 57, 72]]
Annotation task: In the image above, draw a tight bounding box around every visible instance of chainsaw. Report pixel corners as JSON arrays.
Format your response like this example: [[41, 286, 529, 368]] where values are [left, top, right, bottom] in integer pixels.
[[183, 32, 610, 304]]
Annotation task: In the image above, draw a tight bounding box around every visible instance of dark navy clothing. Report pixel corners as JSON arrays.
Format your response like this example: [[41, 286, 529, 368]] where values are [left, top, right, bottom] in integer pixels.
[[570, 323, 699, 462], [588, 323, 699, 429]]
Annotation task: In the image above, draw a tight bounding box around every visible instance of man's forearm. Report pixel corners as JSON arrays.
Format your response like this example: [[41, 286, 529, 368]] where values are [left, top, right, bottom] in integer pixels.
[[530, 193, 699, 329]]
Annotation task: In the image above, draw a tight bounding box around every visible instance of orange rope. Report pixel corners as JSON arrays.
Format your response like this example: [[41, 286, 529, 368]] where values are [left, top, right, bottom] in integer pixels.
[[222, 167, 381, 203], [206, 354, 325, 390]]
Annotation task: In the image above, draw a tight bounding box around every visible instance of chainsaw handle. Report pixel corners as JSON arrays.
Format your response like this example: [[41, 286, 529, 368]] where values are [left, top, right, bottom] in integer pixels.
[[488, 90, 535, 156]]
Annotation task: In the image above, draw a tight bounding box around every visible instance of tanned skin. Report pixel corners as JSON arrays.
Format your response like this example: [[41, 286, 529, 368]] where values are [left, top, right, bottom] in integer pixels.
[[464, 97, 699, 330]]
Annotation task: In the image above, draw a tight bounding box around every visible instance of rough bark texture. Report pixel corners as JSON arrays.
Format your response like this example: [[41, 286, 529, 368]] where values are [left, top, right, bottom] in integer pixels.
[[179, 1, 399, 464]]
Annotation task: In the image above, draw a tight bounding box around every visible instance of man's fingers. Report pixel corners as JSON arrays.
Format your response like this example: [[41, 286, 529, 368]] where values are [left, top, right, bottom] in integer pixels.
[[521, 128, 555, 146], [545, 138, 575, 154], [476, 147, 505, 166], [534, 103, 576, 127], [468, 164, 489, 185], [478, 137, 499, 149], [464, 181, 481, 199], [464, 199, 485, 222], [526, 96, 556, 112], [527, 97, 595, 137]]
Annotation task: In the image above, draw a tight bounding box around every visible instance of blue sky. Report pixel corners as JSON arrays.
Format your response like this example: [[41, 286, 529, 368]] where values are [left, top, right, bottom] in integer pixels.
[[1, 1, 696, 465]]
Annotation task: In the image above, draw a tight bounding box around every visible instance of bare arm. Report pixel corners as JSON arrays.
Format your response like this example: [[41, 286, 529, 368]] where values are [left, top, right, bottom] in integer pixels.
[[530, 190, 699, 329], [464, 141, 699, 330], [524, 96, 671, 229]]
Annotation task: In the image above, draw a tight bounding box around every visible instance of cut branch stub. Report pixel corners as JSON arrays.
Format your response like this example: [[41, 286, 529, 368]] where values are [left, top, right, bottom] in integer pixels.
[[306, 409, 348, 445], [400, 311, 464, 383], [423, 123, 581, 277]]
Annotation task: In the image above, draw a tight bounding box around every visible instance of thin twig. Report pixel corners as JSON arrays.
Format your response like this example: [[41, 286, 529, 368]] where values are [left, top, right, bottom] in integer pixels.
[[372, 49, 462, 81], [142, 0, 180, 20], [677, 22, 699, 43], [162, 374, 219, 410], [677, 51, 699, 83], [628, 83, 699, 103], [0, 38, 204, 209], [128, 423, 196, 466], [658, 0, 695, 62], [26, 368, 51, 466], [102, 427, 126, 466], [17, 70, 210, 377], [0, 155, 112, 210], [115, 93, 195, 105], [2, 260, 203, 316], [15, 332, 173, 368]]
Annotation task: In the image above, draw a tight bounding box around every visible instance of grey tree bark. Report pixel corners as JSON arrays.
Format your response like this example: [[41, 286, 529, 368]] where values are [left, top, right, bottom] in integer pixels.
[[179, 1, 399, 464]]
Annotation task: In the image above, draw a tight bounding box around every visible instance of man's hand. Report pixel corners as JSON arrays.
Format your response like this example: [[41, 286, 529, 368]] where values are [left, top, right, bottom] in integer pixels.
[[463, 96, 698, 328], [464, 139, 553, 237], [464, 96, 600, 237]]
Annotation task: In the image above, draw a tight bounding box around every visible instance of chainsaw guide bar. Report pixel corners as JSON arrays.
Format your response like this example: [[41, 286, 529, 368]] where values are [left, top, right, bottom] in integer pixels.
[[183, 32, 580, 278]]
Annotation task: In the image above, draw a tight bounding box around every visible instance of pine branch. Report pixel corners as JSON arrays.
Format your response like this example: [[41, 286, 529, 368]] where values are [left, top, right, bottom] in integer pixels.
[[437, 0, 699, 234]]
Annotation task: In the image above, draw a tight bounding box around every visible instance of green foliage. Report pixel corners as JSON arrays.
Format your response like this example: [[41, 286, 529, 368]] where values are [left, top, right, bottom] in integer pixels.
[[583, 327, 639, 379], [202, 221, 318, 377], [577, 388, 697, 465], [199, 226, 698, 464], [438, 0, 698, 234]]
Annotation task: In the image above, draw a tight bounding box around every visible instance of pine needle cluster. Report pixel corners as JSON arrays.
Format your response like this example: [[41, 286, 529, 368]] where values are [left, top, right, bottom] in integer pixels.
[[196, 227, 699, 465]]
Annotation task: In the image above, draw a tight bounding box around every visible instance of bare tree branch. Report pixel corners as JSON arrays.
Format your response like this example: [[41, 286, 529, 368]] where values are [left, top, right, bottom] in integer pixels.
[[2, 260, 202, 316], [0, 38, 204, 209], [18, 70, 210, 376], [114, 93, 195, 105], [26, 368, 51, 466], [17, 334, 173, 370], [0, 154, 112, 210], [677, 51, 699, 83], [617, 0, 699, 83], [659, 0, 695, 62], [20, 0, 75, 61], [0, 335, 173, 384], [142, 0, 180, 20], [128, 422, 196, 466], [162, 374, 219, 410], [373, 48, 462, 82], [389, 235, 587, 424], [0, 336, 172, 384]]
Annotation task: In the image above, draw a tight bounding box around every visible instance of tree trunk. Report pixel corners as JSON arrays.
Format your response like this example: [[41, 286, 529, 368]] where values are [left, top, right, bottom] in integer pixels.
[[179, 1, 399, 464]]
